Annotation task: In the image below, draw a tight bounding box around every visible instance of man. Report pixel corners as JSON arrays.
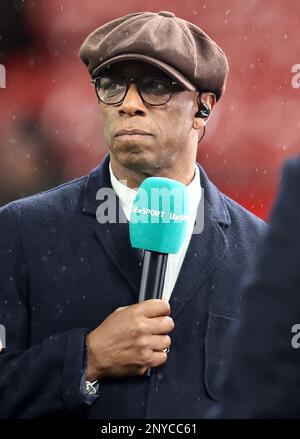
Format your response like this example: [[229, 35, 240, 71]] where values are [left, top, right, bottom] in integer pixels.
[[214, 155, 300, 418], [0, 11, 265, 418]]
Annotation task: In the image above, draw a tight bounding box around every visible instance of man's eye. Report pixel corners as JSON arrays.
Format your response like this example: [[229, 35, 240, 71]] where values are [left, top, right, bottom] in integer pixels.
[[100, 78, 123, 91], [144, 80, 170, 94]]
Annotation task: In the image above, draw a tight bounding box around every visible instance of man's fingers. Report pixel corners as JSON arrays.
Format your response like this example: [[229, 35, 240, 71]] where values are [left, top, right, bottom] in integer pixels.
[[149, 351, 168, 368], [150, 334, 171, 352], [148, 316, 175, 335], [140, 299, 171, 318]]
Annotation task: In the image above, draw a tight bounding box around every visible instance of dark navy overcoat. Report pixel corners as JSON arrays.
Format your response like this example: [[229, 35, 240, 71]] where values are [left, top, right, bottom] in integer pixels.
[[0, 154, 265, 418]]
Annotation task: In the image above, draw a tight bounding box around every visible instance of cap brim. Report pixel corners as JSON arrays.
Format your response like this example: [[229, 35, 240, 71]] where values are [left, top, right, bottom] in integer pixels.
[[92, 53, 197, 91]]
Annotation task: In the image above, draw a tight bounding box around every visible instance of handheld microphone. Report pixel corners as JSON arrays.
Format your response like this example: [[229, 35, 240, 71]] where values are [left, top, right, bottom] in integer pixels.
[[129, 176, 190, 375]]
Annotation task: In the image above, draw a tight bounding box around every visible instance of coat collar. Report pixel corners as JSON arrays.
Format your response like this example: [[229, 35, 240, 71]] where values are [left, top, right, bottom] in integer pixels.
[[81, 153, 231, 318], [82, 153, 231, 226]]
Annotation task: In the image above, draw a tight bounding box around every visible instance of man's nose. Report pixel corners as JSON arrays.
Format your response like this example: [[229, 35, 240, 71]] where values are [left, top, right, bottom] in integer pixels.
[[118, 83, 146, 116]]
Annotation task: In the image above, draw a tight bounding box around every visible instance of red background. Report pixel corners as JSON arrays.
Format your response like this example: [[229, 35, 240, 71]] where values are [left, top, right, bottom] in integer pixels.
[[0, 0, 299, 219]]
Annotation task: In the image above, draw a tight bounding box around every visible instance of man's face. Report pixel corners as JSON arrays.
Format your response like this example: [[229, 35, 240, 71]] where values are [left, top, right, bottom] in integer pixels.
[[97, 61, 200, 175]]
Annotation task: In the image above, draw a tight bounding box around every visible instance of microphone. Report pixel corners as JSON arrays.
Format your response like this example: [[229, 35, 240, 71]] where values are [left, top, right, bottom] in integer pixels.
[[129, 176, 190, 375]]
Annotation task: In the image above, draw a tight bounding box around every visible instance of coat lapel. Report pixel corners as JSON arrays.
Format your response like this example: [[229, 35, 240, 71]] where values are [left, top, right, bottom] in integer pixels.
[[81, 154, 142, 298], [169, 165, 231, 320]]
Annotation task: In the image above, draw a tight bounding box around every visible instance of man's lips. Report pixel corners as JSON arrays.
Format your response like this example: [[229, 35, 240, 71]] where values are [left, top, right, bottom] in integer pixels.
[[115, 129, 152, 137]]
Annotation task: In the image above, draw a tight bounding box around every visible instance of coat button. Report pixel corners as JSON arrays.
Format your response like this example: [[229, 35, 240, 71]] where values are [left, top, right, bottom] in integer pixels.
[[158, 11, 176, 18]]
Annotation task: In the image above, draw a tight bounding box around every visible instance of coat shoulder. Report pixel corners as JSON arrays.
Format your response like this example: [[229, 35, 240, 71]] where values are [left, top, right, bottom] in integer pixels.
[[222, 192, 267, 239], [1, 175, 88, 221]]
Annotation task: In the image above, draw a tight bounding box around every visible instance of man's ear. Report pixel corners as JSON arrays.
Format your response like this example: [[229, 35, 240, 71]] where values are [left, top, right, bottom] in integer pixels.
[[201, 92, 216, 113], [193, 92, 216, 130]]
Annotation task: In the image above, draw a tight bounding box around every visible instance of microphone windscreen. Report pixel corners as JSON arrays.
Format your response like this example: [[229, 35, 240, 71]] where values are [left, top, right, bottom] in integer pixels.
[[129, 177, 190, 254]]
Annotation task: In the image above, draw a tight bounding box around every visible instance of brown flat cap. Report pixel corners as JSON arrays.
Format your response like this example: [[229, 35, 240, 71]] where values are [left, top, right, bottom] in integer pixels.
[[79, 11, 229, 101]]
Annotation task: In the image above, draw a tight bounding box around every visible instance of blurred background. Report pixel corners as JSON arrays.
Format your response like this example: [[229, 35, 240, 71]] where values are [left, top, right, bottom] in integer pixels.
[[0, 0, 299, 219]]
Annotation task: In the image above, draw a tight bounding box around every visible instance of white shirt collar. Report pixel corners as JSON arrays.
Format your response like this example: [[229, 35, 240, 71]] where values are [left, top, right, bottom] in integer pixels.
[[109, 160, 202, 221]]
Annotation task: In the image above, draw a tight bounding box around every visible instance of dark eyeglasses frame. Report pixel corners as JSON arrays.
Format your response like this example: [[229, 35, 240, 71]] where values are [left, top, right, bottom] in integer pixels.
[[91, 75, 182, 106]]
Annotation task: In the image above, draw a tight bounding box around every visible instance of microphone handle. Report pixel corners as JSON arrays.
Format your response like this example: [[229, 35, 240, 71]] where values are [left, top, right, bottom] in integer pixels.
[[139, 251, 168, 302], [138, 250, 168, 377]]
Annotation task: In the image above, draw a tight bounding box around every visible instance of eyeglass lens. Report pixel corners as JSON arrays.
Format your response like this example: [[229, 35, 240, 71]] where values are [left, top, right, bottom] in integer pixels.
[[95, 76, 175, 105]]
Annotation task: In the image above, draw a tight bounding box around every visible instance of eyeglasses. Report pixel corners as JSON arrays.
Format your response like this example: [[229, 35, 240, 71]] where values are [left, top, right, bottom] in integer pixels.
[[91, 75, 182, 106]]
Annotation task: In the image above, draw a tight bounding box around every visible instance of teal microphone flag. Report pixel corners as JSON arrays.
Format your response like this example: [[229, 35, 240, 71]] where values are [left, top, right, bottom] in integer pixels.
[[129, 177, 190, 254]]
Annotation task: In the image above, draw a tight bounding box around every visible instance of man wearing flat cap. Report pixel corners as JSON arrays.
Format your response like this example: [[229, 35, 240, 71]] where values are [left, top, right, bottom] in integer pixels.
[[0, 11, 265, 418]]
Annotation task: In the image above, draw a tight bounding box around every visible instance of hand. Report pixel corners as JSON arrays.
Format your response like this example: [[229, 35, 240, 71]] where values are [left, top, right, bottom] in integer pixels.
[[86, 299, 174, 381]]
